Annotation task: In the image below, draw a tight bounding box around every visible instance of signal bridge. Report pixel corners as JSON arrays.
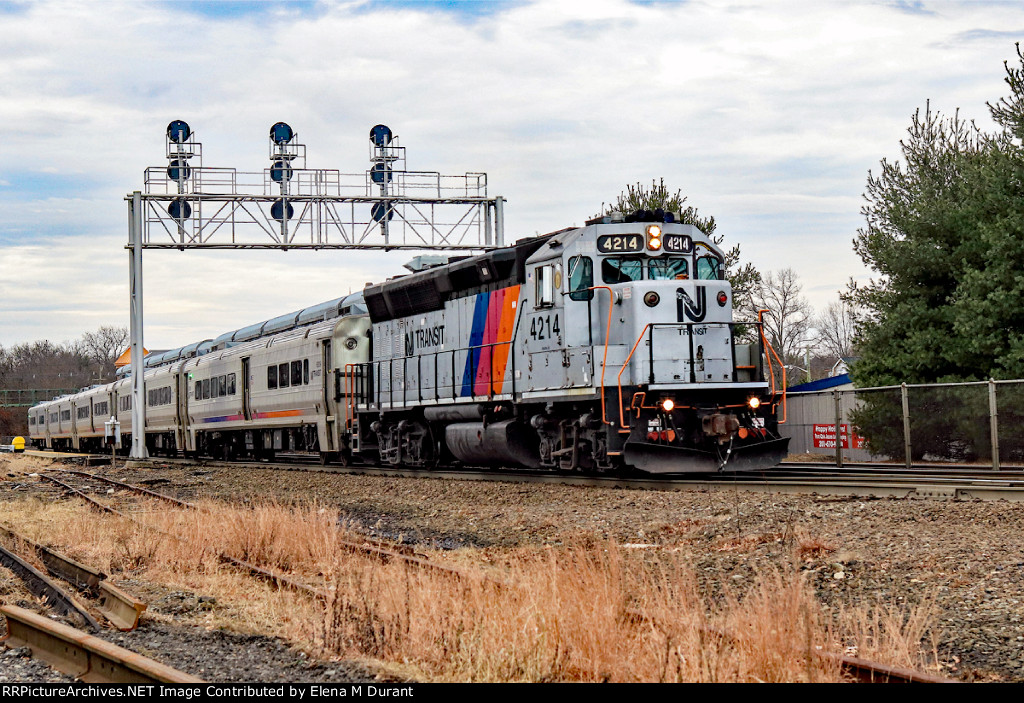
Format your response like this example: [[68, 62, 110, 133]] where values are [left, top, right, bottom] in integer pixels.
[[135, 121, 504, 251], [124, 120, 505, 460]]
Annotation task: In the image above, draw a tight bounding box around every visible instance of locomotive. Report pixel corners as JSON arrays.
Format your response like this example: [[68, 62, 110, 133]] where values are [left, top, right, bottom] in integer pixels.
[[28, 212, 789, 474]]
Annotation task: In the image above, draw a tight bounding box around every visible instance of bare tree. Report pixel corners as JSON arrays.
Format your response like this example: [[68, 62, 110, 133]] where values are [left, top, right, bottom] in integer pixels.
[[749, 268, 814, 364], [815, 300, 857, 361], [80, 326, 129, 381]]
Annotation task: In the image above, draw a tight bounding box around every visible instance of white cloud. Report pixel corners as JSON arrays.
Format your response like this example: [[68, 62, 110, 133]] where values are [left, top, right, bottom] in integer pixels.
[[0, 0, 1021, 347]]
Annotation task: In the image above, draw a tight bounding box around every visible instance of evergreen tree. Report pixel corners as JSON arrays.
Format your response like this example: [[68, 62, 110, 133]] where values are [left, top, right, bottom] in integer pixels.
[[849, 47, 1024, 385], [848, 45, 1024, 460]]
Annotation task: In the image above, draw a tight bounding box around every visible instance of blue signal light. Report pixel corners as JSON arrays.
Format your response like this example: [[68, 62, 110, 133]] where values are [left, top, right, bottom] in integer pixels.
[[270, 122, 294, 145], [168, 199, 191, 219], [370, 162, 391, 184], [166, 160, 191, 180], [371, 202, 394, 222], [369, 124, 392, 147], [270, 160, 293, 183], [167, 120, 191, 143], [271, 199, 294, 221]]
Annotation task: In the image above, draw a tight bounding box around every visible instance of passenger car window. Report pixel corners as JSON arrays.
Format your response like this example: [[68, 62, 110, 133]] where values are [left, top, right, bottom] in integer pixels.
[[228, 373, 236, 395], [303, 360, 309, 385], [291, 360, 302, 386], [202, 379, 210, 400], [568, 256, 593, 301], [279, 363, 290, 388], [601, 257, 643, 284], [268, 366, 278, 390]]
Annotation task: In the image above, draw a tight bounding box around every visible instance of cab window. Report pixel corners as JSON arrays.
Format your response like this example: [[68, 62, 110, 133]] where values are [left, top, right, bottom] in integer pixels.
[[601, 256, 643, 284], [568, 256, 593, 301], [696, 255, 722, 281], [648, 257, 689, 280], [535, 264, 555, 308]]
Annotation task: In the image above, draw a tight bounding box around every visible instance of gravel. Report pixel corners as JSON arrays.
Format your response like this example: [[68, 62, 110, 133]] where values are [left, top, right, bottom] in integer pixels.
[[148, 460, 1024, 681], [5, 454, 1024, 681]]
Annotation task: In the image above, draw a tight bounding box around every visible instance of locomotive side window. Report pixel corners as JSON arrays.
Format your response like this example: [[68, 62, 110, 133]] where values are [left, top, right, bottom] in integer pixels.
[[279, 363, 290, 388], [291, 360, 302, 387], [601, 256, 643, 284], [568, 256, 594, 301], [535, 265, 555, 308], [696, 255, 722, 280], [268, 366, 278, 390], [649, 257, 689, 280]]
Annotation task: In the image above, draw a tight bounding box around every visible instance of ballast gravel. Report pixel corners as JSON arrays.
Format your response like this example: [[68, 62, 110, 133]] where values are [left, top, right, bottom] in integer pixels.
[[3, 454, 1024, 681]]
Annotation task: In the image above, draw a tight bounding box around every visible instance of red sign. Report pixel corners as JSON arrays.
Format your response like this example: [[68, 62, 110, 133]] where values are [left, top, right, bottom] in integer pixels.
[[812, 423, 865, 450]]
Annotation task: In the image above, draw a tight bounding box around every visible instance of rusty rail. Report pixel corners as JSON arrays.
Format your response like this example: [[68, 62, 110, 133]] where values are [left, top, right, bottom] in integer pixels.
[[39, 470, 324, 601], [1, 605, 203, 683], [0, 524, 147, 631], [0, 542, 101, 631], [51, 469, 501, 587]]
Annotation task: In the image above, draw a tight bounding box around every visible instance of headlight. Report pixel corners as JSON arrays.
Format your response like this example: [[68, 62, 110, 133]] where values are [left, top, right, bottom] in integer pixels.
[[748, 397, 761, 410], [646, 224, 662, 250], [661, 398, 675, 412]]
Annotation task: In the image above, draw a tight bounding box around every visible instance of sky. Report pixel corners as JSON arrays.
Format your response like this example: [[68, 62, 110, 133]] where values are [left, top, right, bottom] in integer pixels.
[[0, 0, 1021, 351]]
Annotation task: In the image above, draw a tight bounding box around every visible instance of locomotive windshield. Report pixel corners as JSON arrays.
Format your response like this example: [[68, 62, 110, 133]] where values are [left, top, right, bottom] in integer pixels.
[[602, 256, 644, 284], [648, 257, 689, 280], [696, 255, 722, 280], [602, 256, 691, 284]]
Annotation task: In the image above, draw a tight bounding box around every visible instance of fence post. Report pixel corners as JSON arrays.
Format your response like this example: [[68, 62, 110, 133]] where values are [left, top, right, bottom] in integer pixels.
[[990, 378, 1000, 471], [834, 389, 843, 468], [901, 382, 912, 468]]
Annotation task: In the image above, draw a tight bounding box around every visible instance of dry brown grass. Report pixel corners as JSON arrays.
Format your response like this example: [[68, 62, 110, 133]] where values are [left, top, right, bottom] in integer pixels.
[[794, 530, 838, 560], [0, 490, 939, 682]]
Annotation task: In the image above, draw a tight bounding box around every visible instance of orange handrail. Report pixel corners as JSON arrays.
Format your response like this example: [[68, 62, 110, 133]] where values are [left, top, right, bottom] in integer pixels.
[[756, 310, 787, 424], [617, 324, 653, 429]]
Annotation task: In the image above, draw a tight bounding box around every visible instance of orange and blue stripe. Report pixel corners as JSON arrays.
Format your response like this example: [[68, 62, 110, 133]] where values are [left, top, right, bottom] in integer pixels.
[[461, 285, 520, 397]]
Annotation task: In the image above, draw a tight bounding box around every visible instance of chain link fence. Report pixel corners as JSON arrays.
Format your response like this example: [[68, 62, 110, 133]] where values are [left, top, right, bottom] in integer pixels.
[[782, 379, 1024, 468]]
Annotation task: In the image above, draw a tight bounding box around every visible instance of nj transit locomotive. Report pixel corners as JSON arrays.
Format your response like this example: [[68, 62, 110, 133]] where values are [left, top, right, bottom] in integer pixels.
[[29, 213, 789, 473]]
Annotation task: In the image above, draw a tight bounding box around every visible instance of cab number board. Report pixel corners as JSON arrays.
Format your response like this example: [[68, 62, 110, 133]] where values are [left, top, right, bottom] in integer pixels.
[[663, 234, 693, 253], [597, 234, 644, 253]]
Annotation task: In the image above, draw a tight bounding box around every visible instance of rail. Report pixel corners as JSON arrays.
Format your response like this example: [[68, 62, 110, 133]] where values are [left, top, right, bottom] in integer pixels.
[[1, 605, 203, 683]]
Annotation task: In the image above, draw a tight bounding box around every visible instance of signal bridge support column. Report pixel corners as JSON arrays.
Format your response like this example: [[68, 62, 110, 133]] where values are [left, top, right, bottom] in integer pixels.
[[128, 191, 148, 460]]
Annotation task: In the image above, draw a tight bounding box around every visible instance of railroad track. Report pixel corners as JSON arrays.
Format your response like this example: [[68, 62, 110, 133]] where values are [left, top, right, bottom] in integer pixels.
[[34, 450, 1024, 502], [11, 463, 957, 683]]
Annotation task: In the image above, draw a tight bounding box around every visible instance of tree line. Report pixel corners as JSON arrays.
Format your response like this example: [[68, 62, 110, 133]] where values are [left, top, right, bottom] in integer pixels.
[[0, 326, 129, 436]]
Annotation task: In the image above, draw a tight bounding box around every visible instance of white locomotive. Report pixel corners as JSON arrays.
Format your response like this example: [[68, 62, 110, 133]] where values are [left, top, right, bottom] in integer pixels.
[[29, 212, 789, 473]]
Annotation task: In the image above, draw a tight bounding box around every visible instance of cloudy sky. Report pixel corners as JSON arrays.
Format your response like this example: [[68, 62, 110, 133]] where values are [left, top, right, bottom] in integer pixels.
[[0, 0, 1020, 351]]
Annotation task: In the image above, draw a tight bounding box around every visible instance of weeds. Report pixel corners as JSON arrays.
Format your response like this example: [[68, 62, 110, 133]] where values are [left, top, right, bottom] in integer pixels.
[[0, 495, 937, 682]]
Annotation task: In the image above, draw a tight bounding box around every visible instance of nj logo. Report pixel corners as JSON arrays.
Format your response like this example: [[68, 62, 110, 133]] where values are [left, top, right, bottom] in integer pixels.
[[676, 286, 707, 322]]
